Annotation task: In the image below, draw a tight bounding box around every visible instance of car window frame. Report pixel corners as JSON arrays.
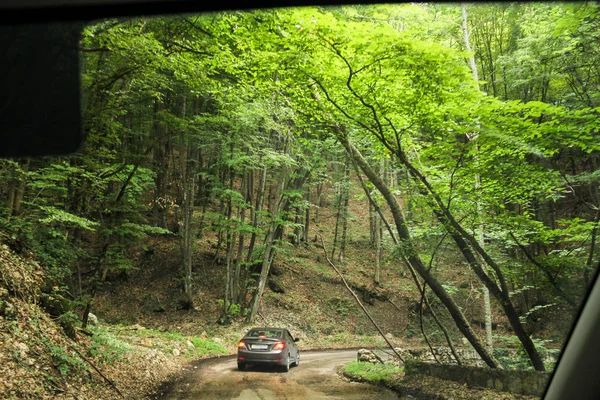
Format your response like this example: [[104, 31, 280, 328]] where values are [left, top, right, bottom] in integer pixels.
[[0, 2, 598, 399]]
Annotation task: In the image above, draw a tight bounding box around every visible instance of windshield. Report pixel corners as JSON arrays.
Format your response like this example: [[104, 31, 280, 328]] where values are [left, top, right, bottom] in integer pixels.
[[1, 2, 598, 399], [247, 330, 283, 339]]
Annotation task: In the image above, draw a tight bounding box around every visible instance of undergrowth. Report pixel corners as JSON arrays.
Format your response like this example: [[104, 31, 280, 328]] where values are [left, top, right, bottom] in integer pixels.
[[343, 361, 403, 383], [88, 326, 132, 365], [127, 327, 229, 359]]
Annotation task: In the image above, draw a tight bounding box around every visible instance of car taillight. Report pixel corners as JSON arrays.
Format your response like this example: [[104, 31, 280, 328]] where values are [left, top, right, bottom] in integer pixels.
[[272, 342, 285, 350], [238, 341, 247, 349]]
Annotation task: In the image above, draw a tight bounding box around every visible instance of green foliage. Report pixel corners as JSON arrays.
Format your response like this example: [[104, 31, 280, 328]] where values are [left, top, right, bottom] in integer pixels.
[[327, 295, 356, 317], [188, 337, 229, 357], [41, 338, 89, 377], [87, 326, 132, 365], [343, 361, 403, 383], [217, 299, 244, 317], [494, 335, 560, 370], [134, 328, 229, 359], [38, 206, 99, 231]]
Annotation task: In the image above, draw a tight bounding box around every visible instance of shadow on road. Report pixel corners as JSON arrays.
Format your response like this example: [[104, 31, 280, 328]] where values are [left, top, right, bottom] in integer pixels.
[[235, 364, 297, 373]]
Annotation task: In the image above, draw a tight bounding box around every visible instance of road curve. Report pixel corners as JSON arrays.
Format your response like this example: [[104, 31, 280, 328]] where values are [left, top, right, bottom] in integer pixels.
[[154, 349, 400, 399]]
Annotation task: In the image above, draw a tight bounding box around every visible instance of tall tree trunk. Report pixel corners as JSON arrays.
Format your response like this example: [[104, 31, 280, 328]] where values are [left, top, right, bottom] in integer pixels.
[[293, 206, 302, 245], [180, 97, 196, 308], [152, 99, 169, 228], [374, 210, 382, 285], [303, 185, 311, 244], [232, 170, 248, 304], [224, 139, 237, 313], [246, 164, 267, 264], [369, 201, 376, 248], [181, 155, 196, 308], [7, 158, 30, 217], [315, 182, 323, 222], [331, 179, 342, 260], [462, 2, 494, 355], [374, 156, 385, 285], [338, 159, 350, 263]]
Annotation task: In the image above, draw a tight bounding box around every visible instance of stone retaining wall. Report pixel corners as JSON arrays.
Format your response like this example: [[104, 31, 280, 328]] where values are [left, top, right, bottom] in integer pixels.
[[405, 361, 551, 396]]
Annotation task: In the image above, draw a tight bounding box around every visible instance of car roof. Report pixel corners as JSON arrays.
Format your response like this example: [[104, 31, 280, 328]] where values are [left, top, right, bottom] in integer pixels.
[[247, 327, 285, 332]]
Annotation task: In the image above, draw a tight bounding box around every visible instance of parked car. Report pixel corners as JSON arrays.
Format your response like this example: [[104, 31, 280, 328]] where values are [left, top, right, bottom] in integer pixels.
[[237, 327, 300, 372]]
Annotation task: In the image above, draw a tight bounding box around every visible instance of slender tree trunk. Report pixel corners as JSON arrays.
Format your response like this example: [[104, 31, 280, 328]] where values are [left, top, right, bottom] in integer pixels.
[[374, 212, 382, 285], [180, 97, 196, 308], [152, 100, 169, 228], [315, 182, 323, 222], [224, 140, 237, 313], [233, 171, 248, 304], [246, 164, 267, 263], [303, 185, 311, 244], [585, 210, 599, 289], [374, 156, 385, 284], [8, 158, 30, 217], [293, 206, 302, 245], [181, 166, 196, 307], [462, 2, 494, 355], [338, 159, 350, 263], [331, 180, 342, 260], [369, 201, 376, 248]]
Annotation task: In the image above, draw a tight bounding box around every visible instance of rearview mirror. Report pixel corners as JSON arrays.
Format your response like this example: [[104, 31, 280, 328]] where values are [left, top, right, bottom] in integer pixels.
[[1, 22, 84, 157]]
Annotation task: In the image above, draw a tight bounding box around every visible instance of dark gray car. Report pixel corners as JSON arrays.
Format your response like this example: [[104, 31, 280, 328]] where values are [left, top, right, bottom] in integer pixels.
[[237, 327, 300, 372]]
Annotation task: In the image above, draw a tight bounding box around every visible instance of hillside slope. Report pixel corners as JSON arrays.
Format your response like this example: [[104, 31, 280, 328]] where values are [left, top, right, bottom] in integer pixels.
[[93, 195, 415, 350], [0, 240, 220, 399]]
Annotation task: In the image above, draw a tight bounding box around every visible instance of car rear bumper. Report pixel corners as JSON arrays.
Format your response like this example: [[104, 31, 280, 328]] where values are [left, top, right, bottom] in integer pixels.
[[238, 349, 285, 365]]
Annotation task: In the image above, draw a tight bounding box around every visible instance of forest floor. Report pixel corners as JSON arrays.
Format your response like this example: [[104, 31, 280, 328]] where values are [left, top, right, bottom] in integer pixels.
[[0, 188, 568, 399]]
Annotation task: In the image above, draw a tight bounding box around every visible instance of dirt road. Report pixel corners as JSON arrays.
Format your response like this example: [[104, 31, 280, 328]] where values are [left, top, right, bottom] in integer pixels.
[[154, 349, 400, 399]]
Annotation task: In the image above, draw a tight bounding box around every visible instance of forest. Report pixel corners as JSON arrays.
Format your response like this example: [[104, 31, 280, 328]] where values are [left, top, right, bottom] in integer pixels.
[[1, 1, 599, 390]]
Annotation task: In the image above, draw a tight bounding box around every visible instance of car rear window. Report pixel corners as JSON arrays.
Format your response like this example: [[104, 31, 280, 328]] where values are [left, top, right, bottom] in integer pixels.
[[248, 330, 283, 339]]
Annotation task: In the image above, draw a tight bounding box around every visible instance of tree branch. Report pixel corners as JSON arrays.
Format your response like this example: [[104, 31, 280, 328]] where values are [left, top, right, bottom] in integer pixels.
[[70, 346, 124, 398], [314, 230, 404, 363], [509, 232, 577, 308]]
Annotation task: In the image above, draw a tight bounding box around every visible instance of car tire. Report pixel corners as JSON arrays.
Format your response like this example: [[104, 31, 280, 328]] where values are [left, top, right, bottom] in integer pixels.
[[282, 353, 290, 372], [237, 362, 246, 371], [294, 351, 300, 367]]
